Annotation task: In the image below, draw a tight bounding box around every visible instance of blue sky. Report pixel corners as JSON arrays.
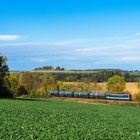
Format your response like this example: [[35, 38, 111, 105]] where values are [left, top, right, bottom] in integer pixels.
[[0, 0, 140, 70]]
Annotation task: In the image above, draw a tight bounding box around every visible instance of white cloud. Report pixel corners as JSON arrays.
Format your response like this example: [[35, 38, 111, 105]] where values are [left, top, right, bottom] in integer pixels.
[[76, 48, 95, 52], [119, 56, 140, 62], [0, 35, 21, 41], [136, 32, 140, 36]]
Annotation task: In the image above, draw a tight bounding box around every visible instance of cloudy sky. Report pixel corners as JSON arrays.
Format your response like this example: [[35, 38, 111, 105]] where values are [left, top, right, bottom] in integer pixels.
[[0, 0, 140, 70]]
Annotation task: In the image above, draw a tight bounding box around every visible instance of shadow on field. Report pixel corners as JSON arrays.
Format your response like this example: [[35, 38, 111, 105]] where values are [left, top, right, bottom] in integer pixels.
[[16, 98, 51, 102], [0, 97, 51, 102]]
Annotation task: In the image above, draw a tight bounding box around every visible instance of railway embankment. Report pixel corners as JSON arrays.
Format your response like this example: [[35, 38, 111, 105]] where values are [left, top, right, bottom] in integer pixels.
[[53, 97, 140, 106]]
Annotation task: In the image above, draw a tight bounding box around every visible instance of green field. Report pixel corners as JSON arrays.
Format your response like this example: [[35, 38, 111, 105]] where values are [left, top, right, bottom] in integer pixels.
[[0, 99, 140, 140]]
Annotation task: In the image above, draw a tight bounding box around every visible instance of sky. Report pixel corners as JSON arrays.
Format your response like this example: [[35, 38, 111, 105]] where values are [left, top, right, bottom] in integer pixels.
[[0, 0, 140, 70]]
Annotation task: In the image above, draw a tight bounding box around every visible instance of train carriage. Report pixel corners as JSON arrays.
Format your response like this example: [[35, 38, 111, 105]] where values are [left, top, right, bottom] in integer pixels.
[[63, 91, 74, 97], [106, 94, 131, 101], [49, 90, 59, 97], [89, 92, 97, 99], [48, 90, 131, 101], [59, 91, 66, 97], [95, 93, 106, 99], [74, 92, 82, 98], [79, 92, 90, 98]]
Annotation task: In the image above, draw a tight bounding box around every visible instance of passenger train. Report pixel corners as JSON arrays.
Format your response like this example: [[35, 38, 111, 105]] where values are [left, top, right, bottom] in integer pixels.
[[49, 90, 131, 101]]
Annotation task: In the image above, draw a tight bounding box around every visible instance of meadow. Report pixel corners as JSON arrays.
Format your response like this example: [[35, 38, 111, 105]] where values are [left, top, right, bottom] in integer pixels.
[[0, 99, 140, 140]]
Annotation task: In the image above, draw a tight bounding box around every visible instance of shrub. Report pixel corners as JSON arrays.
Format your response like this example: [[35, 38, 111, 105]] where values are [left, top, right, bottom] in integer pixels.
[[29, 89, 36, 98], [29, 88, 49, 98]]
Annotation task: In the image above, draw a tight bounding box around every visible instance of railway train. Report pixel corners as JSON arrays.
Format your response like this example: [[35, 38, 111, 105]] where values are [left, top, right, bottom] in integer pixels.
[[49, 90, 132, 101]]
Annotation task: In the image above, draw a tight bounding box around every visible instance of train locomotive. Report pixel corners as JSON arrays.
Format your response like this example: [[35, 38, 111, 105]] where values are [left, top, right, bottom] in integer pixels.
[[49, 90, 131, 101]]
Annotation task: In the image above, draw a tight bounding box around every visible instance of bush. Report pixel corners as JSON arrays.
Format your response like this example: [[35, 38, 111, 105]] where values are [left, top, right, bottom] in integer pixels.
[[29, 89, 36, 98], [29, 88, 49, 98]]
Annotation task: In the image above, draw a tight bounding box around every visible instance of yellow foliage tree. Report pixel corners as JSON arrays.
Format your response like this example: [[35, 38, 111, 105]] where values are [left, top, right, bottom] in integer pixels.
[[107, 76, 126, 94]]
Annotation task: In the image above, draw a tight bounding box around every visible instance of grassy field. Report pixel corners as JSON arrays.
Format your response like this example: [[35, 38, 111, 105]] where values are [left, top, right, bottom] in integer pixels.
[[0, 99, 140, 140]]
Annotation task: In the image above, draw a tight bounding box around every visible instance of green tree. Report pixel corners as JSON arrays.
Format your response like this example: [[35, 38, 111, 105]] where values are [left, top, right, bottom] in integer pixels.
[[107, 76, 126, 94]]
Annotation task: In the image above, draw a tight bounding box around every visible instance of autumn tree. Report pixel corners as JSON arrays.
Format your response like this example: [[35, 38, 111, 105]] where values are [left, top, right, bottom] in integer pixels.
[[107, 76, 126, 94], [57, 81, 63, 91], [6, 75, 21, 97], [19, 72, 34, 93]]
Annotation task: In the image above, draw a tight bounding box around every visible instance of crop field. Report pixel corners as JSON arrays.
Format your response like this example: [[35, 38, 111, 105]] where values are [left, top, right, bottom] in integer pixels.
[[0, 99, 140, 140]]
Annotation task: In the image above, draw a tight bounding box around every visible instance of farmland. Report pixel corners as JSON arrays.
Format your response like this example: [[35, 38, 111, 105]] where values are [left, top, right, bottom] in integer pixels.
[[0, 99, 140, 139]]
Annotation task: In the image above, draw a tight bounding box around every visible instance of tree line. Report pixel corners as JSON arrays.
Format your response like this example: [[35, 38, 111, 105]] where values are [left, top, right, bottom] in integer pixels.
[[30, 70, 140, 83]]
